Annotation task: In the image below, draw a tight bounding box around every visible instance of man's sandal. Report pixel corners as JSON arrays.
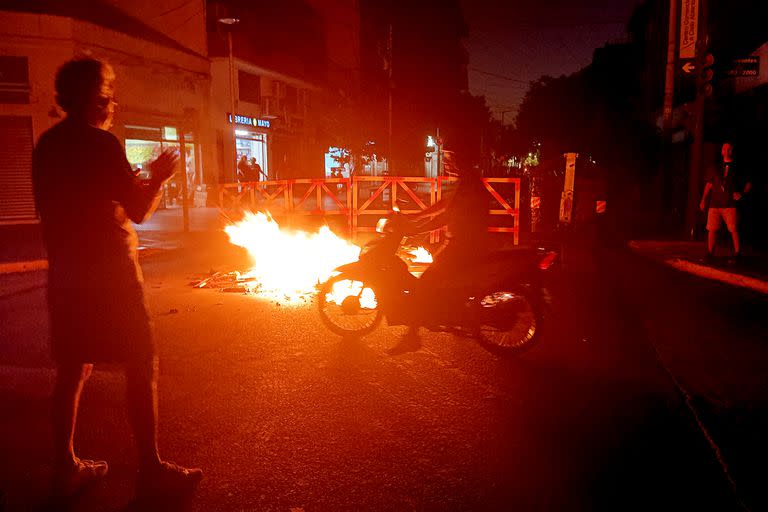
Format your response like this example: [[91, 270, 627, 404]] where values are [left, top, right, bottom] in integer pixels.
[[136, 461, 202, 498], [52, 458, 109, 497]]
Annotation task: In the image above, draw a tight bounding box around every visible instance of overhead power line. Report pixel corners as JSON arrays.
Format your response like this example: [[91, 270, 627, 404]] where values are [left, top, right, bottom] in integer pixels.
[[469, 67, 531, 85], [150, 0, 197, 20]]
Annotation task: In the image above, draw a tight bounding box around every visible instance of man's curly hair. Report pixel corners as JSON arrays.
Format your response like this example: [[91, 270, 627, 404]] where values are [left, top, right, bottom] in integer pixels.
[[54, 58, 114, 114]]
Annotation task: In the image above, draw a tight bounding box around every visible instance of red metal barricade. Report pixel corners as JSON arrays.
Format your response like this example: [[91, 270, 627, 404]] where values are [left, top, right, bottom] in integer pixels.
[[352, 176, 436, 239], [219, 180, 291, 213], [219, 175, 520, 244], [435, 176, 521, 245], [484, 177, 521, 245], [288, 178, 352, 234]]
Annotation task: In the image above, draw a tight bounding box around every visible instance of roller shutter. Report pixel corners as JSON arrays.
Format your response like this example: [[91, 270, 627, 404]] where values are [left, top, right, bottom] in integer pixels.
[[0, 116, 36, 222]]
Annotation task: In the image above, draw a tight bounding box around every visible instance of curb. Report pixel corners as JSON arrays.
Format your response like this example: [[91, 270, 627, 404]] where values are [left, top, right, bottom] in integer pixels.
[[663, 257, 768, 295], [0, 259, 48, 275], [628, 241, 768, 295], [0, 248, 177, 276]]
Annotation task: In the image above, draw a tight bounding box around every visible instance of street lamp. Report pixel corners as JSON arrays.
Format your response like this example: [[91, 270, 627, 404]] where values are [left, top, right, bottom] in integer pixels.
[[218, 16, 240, 180]]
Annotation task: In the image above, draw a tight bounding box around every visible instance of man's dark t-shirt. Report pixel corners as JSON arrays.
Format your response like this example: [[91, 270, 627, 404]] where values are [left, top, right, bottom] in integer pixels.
[[446, 175, 491, 250], [706, 161, 740, 208], [32, 118, 164, 364]]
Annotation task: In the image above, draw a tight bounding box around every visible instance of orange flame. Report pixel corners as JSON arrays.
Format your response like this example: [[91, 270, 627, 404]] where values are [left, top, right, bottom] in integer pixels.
[[327, 279, 378, 310], [224, 212, 361, 304], [408, 246, 433, 263]]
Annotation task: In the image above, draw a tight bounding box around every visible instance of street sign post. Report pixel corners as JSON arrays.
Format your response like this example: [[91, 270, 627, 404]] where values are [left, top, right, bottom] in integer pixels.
[[679, 0, 699, 59]]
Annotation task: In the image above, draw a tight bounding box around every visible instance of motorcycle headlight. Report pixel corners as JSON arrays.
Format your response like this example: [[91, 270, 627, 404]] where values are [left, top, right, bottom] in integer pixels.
[[375, 217, 389, 233]]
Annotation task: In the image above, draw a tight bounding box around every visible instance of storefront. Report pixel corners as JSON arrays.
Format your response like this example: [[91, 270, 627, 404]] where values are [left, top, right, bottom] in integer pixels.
[[124, 124, 198, 206], [324, 146, 350, 178], [230, 114, 270, 180]]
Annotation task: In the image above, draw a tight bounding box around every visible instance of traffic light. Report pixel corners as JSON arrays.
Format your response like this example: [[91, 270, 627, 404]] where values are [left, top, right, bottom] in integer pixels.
[[699, 53, 715, 97]]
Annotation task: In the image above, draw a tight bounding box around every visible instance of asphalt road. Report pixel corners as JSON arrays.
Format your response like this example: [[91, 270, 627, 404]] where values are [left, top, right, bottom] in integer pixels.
[[0, 236, 762, 511]]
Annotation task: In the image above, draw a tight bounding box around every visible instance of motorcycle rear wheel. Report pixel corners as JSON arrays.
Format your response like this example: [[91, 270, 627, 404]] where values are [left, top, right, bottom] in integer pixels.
[[318, 275, 383, 337], [472, 288, 542, 355]]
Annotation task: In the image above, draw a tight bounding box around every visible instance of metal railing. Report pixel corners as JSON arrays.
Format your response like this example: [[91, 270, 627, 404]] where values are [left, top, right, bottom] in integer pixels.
[[219, 176, 520, 244]]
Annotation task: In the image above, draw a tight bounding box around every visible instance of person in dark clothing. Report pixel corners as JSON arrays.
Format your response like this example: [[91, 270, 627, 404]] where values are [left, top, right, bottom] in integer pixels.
[[388, 167, 490, 354], [237, 155, 249, 182], [699, 142, 752, 262], [249, 157, 264, 181], [33, 58, 202, 499]]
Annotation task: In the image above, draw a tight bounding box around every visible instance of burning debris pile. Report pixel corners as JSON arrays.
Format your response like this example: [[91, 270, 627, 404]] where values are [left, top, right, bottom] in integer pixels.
[[193, 212, 360, 304], [191, 271, 256, 294], [193, 211, 433, 305]]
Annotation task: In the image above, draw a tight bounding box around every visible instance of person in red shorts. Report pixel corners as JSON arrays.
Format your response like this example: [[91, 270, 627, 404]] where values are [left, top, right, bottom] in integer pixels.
[[699, 142, 751, 264]]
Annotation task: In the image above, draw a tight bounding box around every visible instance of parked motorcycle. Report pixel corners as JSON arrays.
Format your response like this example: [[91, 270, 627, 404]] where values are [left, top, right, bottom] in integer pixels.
[[317, 213, 557, 355]]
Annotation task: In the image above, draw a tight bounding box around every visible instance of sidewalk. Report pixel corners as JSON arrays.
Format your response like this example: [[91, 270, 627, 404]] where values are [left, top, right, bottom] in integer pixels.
[[628, 240, 768, 294], [0, 207, 227, 275]]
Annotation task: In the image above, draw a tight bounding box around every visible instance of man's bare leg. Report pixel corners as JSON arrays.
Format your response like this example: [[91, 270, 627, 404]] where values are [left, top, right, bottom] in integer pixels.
[[729, 229, 740, 255], [707, 229, 717, 255], [52, 363, 92, 468], [125, 357, 161, 470], [51, 363, 107, 495], [126, 357, 202, 496]]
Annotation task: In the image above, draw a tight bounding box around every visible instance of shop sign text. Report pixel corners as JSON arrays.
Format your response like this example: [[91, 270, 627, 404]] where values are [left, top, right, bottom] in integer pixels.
[[228, 113, 270, 129]]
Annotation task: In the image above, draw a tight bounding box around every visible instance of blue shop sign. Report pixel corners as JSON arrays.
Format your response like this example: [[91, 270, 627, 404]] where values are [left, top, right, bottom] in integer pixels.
[[227, 113, 270, 129]]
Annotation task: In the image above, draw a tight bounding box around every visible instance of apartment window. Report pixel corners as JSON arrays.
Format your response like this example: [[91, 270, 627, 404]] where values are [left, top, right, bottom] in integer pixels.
[[0, 57, 30, 104], [238, 71, 261, 104], [286, 86, 297, 113]]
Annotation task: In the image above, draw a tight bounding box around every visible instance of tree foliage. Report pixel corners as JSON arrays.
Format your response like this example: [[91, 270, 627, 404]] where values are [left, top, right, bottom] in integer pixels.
[[514, 44, 660, 185]]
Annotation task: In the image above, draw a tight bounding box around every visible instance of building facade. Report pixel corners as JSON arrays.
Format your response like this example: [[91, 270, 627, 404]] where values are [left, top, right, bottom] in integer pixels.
[[0, 0, 362, 224], [0, 1, 211, 223], [207, 0, 361, 182]]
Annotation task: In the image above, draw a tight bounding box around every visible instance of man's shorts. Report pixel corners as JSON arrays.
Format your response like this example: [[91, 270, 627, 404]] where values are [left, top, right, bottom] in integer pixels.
[[707, 207, 737, 232]]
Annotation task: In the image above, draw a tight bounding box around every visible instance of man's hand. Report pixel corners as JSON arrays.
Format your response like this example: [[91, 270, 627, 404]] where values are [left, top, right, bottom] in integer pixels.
[[699, 200, 706, 212], [732, 192, 742, 201], [149, 149, 179, 183]]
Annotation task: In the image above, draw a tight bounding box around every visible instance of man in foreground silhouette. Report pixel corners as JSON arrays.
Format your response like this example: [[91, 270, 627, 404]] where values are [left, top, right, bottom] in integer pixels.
[[33, 58, 202, 501]]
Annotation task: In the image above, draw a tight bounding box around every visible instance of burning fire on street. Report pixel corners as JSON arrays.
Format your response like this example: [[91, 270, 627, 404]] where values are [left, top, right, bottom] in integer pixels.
[[193, 211, 433, 305]]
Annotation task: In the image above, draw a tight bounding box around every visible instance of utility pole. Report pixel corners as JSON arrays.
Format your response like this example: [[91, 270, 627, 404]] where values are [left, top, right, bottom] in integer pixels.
[[218, 16, 240, 182], [227, 29, 237, 181], [662, 0, 678, 128], [500, 110, 512, 128], [660, 0, 678, 233], [178, 127, 189, 233], [387, 23, 393, 174], [436, 127, 442, 177], [685, 0, 708, 237]]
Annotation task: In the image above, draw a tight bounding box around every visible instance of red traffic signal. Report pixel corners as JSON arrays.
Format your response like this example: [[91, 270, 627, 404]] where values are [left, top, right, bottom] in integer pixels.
[[699, 53, 715, 96]]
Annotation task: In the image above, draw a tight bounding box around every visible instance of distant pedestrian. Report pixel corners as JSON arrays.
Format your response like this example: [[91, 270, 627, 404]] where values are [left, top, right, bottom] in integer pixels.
[[699, 142, 752, 263], [32, 58, 202, 501], [249, 157, 264, 181], [237, 155, 249, 182]]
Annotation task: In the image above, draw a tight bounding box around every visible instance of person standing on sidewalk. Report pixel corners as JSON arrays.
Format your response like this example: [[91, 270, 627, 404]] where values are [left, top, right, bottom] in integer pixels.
[[32, 58, 202, 500], [699, 141, 752, 263]]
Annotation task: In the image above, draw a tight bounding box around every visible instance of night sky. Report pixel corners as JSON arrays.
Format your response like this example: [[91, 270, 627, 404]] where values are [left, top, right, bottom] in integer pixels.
[[461, 0, 644, 123]]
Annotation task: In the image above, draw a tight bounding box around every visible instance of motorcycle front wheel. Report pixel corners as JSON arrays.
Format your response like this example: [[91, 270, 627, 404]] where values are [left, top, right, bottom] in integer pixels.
[[471, 288, 542, 355], [318, 275, 383, 337]]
